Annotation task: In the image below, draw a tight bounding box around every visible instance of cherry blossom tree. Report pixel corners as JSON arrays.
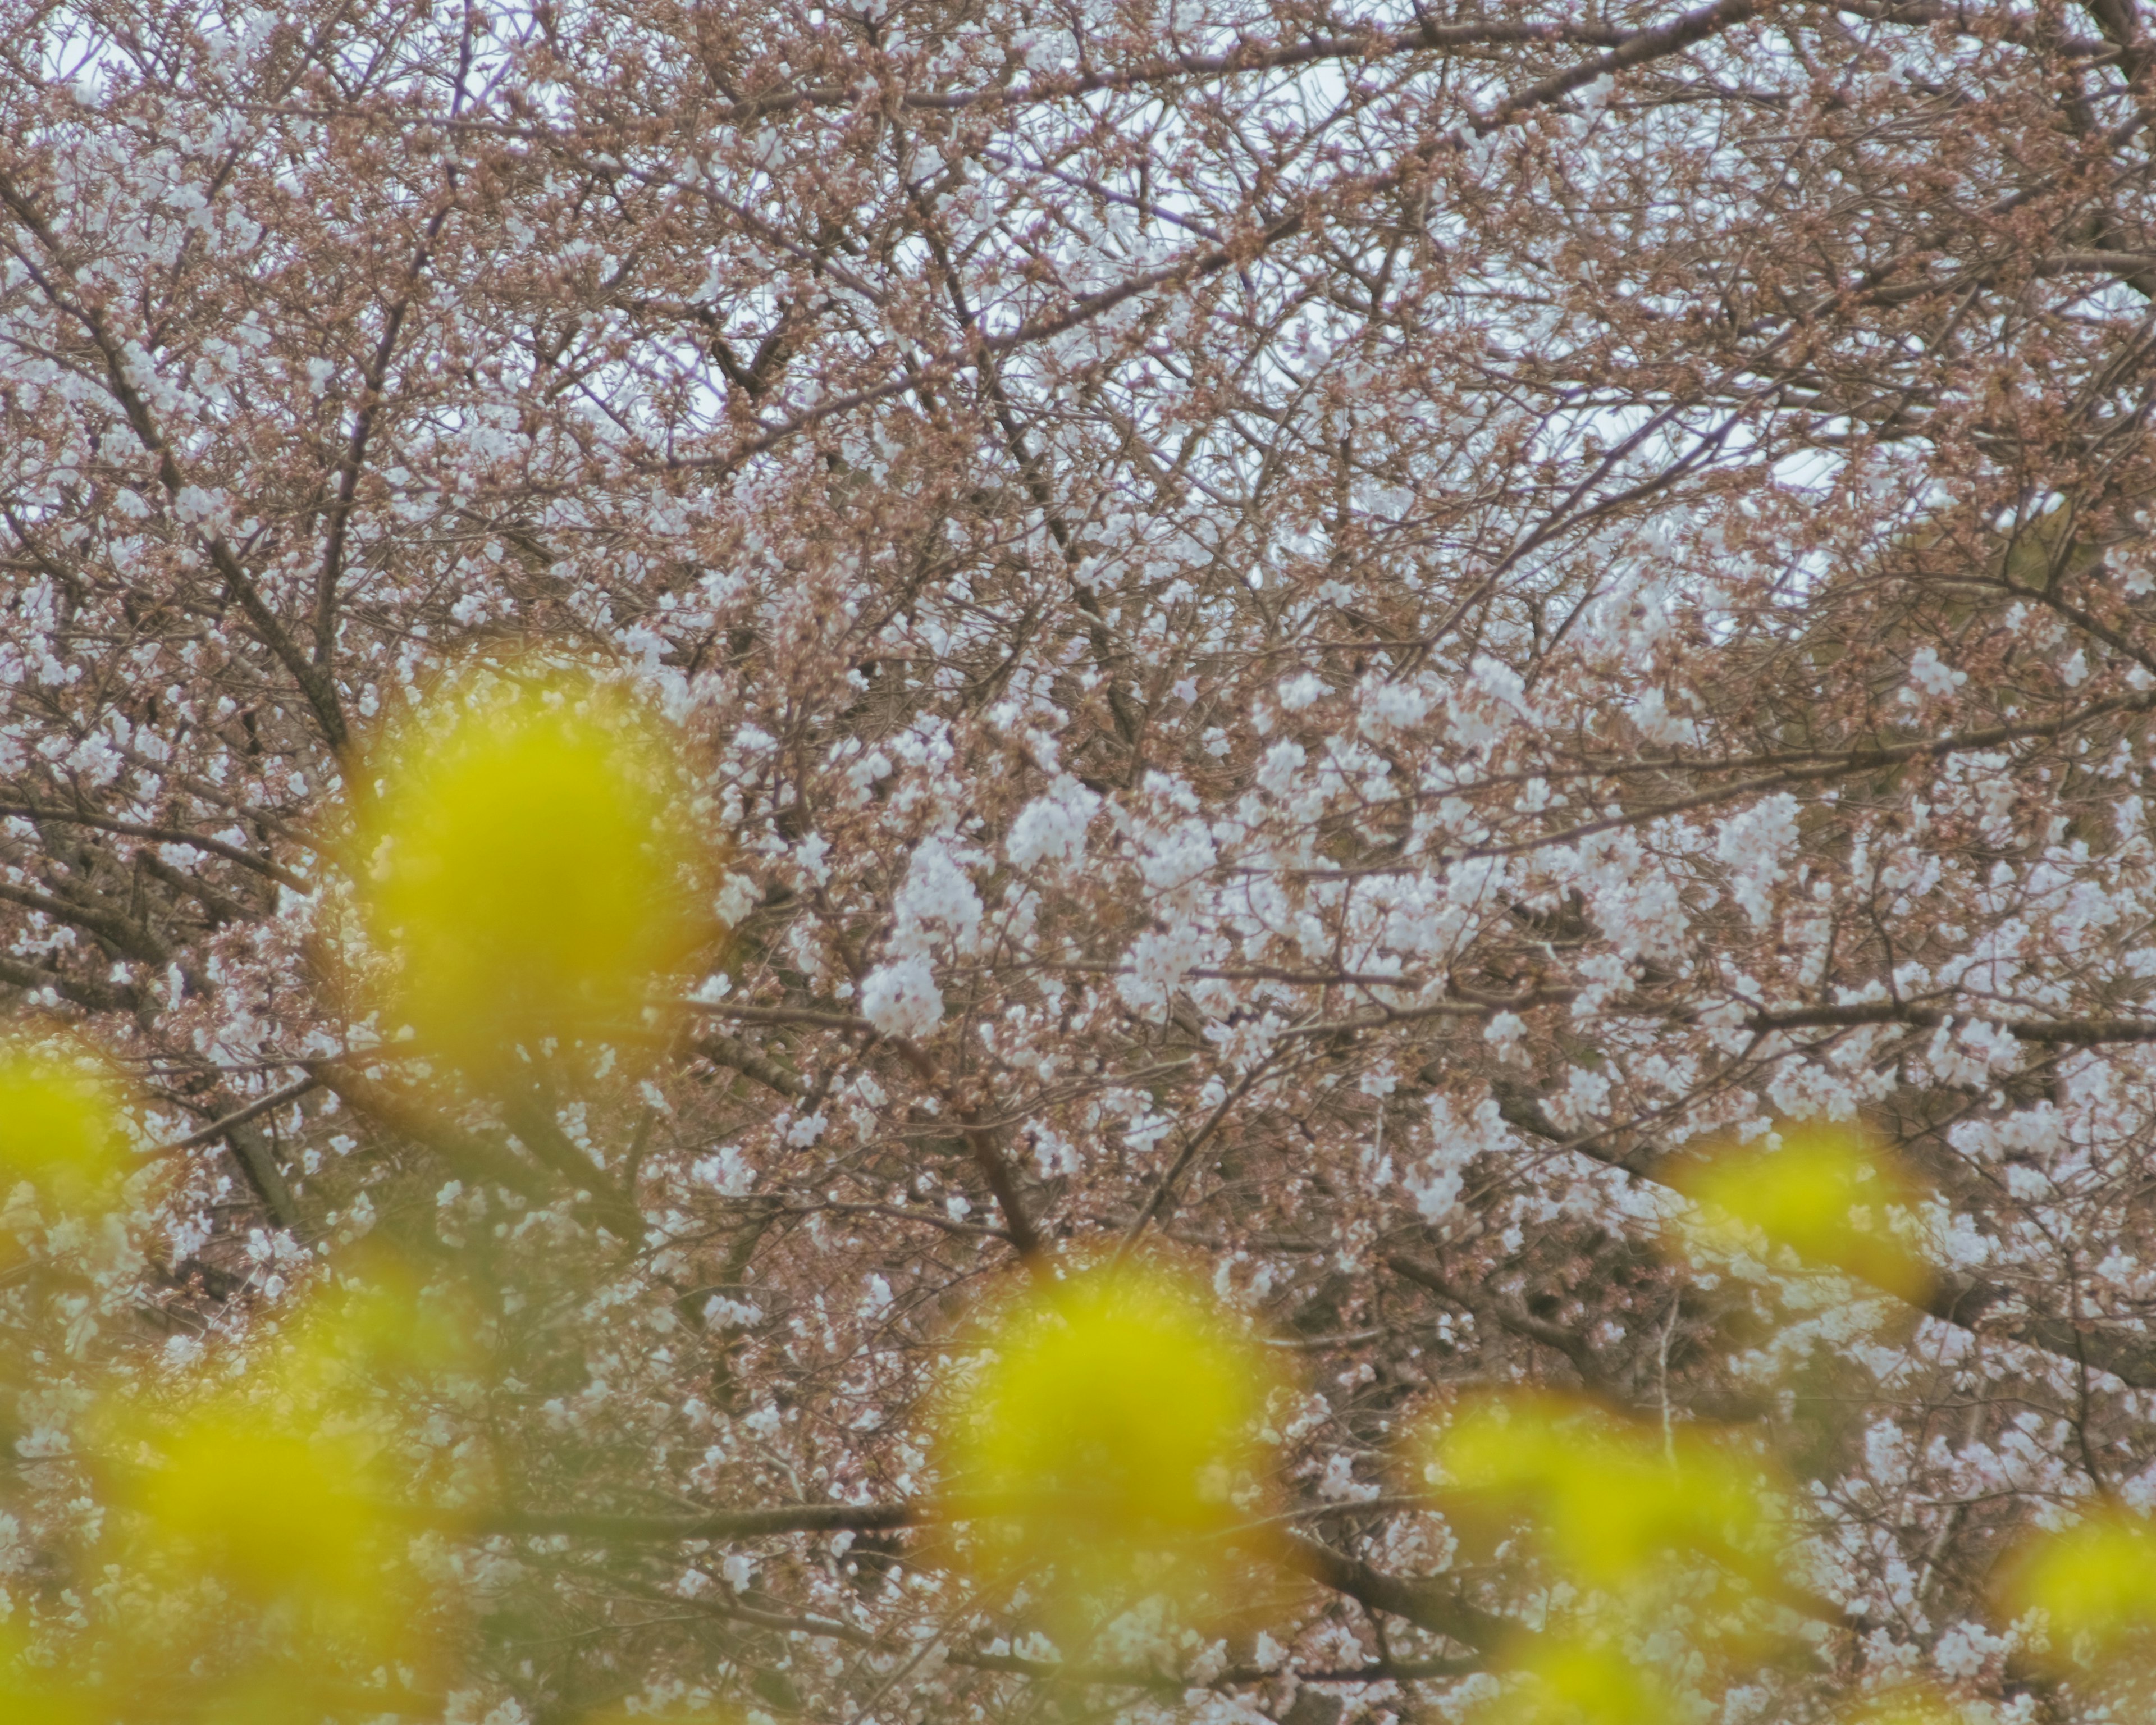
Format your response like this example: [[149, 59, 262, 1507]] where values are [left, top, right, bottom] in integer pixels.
[[6, 0, 2156, 1718]]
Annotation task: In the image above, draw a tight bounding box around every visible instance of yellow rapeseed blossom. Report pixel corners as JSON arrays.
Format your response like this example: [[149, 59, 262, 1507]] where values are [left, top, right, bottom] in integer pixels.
[[114, 1402, 414, 1662], [1838, 1689, 1968, 1725], [0, 1625, 95, 1725], [933, 1263, 1278, 1630], [1427, 1392, 1786, 1605], [2002, 1506, 2156, 1667], [0, 1039, 133, 1216], [277, 1243, 487, 1407], [580, 1712, 742, 1725], [0, 1690, 93, 1725], [267, 1248, 499, 1514], [182, 1662, 389, 1725], [1674, 1123, 1931, 1303], [1429, 1401, 1802, 1721], [348, 665, 710, 1084], [1477, 1639, 1669, 1725], [83, 1252, 483, 1708]]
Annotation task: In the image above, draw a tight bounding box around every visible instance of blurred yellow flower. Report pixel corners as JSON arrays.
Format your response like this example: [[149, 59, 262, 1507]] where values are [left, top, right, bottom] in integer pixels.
[[1838, 1689, 1967, 1725], [1674, 1124, 1931, 1303], [348, 666, 711, 1084], [579, 1712, 742, 1725], [75, 1250, 492, 1710], [266, 1247, 499, 1515], [0, 1038, 133, 1216], [278, 1242, 487, 1406], [1427, 1391, 1785, 1603], [2002, 1505, 2156, 1667], [182, 1662, 400, 1725], [0, 1692, 93, 1725], [113, 1402, 415, 1662], [1478, 1639, 1669, 1725], [0, 1624, 95, 1725], [933, 1262, 1278, 1630]]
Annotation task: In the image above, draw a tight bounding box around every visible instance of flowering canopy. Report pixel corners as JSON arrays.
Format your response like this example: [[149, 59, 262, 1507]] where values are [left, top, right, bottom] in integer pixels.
[[5, 0, 2156, 1719]]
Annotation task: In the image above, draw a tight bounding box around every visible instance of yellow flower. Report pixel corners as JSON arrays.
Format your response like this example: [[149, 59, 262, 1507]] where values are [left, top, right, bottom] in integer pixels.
[[277, 1241, 487, 1406], [135, 1412, 382, 1596], [0, 1624, 95, 1725], [1428, 1391, 1784, 1601], [0, 1039, 133, 1215], [348, 665, 712, 1084], [1674, 1124, 1931, 1303], [88, 1253, 487, 1700], [1477, 1639, 1669, 1725], [180, 1662, 401, 1725], [579, 1713, 741, 1725], [933, 1263, 1278, 1629], [2002, 1506, 2156, 1668], [112, 1401, 415, 1663], [1838, 1689, 1967, 1725], [263, 1247, 498, 1516]]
